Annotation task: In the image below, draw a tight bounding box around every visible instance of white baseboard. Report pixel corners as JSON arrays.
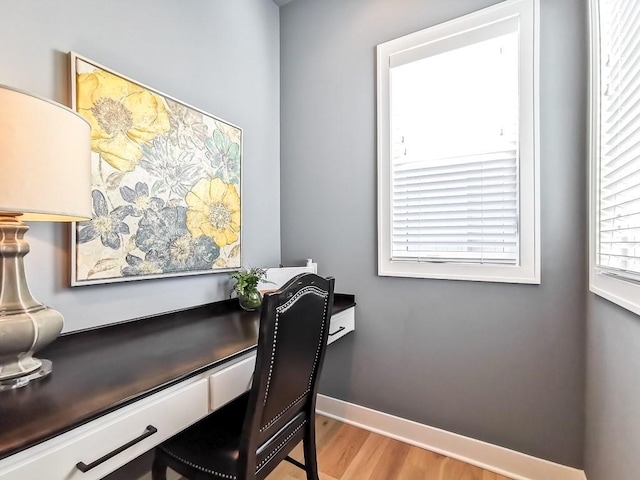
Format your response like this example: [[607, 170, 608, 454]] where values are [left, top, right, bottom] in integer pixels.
[[316, 394, 586, 480]]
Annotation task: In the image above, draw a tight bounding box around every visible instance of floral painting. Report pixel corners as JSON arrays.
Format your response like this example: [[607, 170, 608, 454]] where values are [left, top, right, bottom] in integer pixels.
[[70, 53, 241, 285]]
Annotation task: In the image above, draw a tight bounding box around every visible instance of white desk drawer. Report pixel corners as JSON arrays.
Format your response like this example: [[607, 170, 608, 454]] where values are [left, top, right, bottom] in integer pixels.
[[327, 307, 355, 344], [210, 354, 256, 411], [0, 379, 209, 480]]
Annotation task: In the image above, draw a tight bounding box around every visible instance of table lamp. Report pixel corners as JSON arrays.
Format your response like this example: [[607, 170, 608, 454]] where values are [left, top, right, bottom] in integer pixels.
[[0, 85, 91, 390]]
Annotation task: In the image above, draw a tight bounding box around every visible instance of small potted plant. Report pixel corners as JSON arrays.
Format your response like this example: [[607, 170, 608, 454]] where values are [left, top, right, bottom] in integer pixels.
[[229, 267, 270, 311]]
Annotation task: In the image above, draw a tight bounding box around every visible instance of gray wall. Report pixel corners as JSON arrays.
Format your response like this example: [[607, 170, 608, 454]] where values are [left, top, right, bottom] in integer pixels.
[[4, 0, 620, 475], [0, 0, 281, 332], [280, 0, 587, 467], [585, 297, 640, 479]]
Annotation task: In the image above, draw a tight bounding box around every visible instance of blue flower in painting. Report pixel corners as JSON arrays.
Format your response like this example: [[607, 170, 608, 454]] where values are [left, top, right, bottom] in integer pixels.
[[135, 205, 220, 272], [77, 190, 133, 249], [138, 136, 203, 198], [121, 253, 164, 277], [120, 182, 164, 217]]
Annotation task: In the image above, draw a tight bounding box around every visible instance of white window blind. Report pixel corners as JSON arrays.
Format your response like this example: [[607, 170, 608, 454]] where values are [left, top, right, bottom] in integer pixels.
[[392, 151, 519, 264], [390, 32, 520, 265], [597, 0, 640, 281]]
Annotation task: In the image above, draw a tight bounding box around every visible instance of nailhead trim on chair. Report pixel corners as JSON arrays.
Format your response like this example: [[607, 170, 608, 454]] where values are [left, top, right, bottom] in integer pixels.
[[263, 314, 279, 405], [256, 420, 306, 471], [159, 447, 237, 479], [263, 286, 328, 405], [260, 389, 309, 432], [260, 286, 329, 433], [277, 285, 328, 314], [161, 421, 307, 479]]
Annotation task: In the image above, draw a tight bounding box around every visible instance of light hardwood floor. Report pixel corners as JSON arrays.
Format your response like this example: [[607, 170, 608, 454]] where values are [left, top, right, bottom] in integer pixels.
[[266, 415, 513, 480], [137, 415, 513, 480]]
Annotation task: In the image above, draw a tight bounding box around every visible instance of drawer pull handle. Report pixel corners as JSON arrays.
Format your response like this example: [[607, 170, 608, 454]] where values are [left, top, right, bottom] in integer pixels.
[[76, 425, 158, 473], [329, 326, 346, 336]]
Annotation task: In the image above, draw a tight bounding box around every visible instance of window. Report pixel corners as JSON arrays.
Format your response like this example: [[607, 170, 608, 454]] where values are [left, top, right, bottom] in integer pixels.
[[589, 0, 640, 315], [377, 0, 539, 283]]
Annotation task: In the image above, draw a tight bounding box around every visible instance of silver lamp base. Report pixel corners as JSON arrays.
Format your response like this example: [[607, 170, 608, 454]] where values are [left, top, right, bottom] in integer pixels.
[[0, 359, 52, 391], [0, 215, 64, 391]]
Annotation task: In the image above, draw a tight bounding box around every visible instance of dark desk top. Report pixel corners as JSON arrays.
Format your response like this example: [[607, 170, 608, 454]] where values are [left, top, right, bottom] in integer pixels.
[[0, 294, 355, 461]]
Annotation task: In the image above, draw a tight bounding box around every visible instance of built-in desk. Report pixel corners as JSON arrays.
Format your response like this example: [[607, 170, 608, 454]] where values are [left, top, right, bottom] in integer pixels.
[[0, 295, 355, 480]]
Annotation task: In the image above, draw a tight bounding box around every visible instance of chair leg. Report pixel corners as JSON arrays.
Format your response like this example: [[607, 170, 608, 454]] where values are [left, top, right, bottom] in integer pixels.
[[151, 454, 168, 480], [302, 423, 320, 480]]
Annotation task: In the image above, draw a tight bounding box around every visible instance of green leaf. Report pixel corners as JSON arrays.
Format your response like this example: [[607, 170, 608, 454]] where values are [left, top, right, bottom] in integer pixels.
[[213, 129, 228, 152], [227, 142, 240, 162], [106, 172, 127, 190], [229, 267, 269, 297]]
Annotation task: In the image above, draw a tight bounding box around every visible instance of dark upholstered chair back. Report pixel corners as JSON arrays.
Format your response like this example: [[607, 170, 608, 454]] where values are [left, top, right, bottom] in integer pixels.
[[238, 273, 334, 479]]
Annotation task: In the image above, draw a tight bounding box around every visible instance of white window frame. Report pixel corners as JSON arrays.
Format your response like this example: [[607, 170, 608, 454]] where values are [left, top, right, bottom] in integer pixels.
[[376, 0, 540, 284], [588, 0, 640, 316]]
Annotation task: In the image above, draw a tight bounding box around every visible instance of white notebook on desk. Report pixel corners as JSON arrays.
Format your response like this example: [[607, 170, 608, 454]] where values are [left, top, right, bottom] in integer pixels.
[[258, 264, 317, 293]]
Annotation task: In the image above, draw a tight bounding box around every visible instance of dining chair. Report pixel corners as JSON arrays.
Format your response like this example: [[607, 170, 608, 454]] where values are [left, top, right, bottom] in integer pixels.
[[151, 272, 335, 480]]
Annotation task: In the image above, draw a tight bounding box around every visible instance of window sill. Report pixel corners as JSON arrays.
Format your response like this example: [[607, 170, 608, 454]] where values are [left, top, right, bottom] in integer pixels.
[[590, 269, 640, 316], [378, 259, 540, 284]]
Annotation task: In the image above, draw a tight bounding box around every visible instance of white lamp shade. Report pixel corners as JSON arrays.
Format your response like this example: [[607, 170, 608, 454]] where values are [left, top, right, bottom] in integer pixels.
[[0, 85, 91, 222]]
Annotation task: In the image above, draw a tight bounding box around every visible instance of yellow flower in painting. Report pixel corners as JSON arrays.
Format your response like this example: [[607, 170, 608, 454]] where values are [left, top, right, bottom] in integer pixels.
[[77, 68, 170, 172], [185, 178, 241, 248]]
